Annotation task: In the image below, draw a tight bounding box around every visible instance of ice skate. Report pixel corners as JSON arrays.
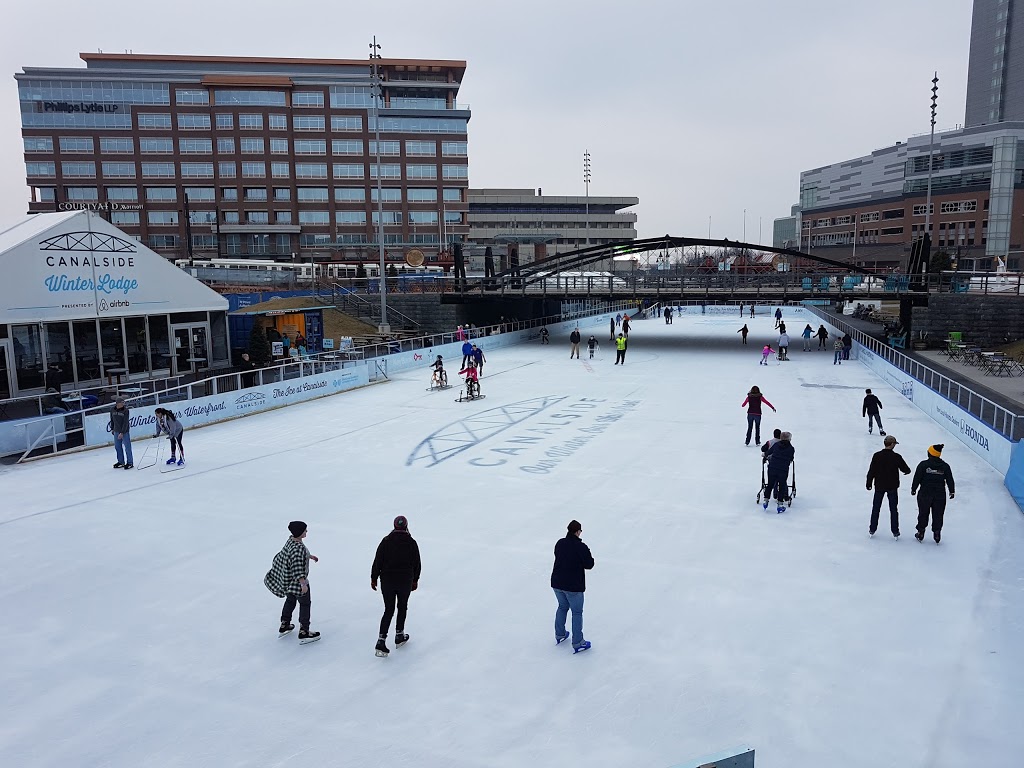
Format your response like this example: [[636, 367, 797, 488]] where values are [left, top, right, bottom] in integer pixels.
[[298, 628, 321, 644], [394, 632, 409, 647], [880, 431, 887, 436], [869, 529, 876, 537], [893, 533, 900, 540], [915, 532, 924, 542], [374, 635, 390, 657], [572, 640, 592, 654], [113, 462, 124, 469], [124, 463, 133, 470], [933, 532, 941, 544], [762, 500, 769, 510], [279, 621, 294, 637], [166, 457, 177, 465], [556, 631, 570, 645], [177, 457, 185, 467]]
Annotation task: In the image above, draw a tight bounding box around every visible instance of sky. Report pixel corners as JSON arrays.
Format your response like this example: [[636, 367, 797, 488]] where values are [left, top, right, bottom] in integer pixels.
[[0, 0, 974, 241], [2, 308, 1022, 767]]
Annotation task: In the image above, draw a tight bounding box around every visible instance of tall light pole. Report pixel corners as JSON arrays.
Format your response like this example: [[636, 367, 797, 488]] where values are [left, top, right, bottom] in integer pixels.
[[370, 36, 388, 331], [583, 150, 591, 247], [924, 72, 939, 243]]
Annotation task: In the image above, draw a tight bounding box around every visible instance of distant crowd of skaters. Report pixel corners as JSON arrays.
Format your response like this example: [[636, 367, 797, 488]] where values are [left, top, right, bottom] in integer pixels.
[[735, 308, 853, 365]]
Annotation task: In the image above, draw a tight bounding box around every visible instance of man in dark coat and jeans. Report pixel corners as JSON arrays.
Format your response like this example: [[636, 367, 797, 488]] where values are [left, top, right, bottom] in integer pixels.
[[371, 515, 421, 657], [866, 435, 911, 538], [912, 444, 956, 543], [764, 432, 795, 510], [551, 519, 595, 653]]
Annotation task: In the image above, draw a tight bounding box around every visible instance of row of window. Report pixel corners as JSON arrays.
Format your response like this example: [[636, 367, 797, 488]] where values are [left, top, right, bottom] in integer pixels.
[[36, 185, 465, 205], [27, 160, 469, 180], [27, 136, 469, 157], [103, 209, 466, 228]]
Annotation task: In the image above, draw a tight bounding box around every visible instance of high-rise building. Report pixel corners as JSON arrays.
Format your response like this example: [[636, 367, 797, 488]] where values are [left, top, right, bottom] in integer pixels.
[[16, 53, 470, 265], [966, 0, 1024, 126]]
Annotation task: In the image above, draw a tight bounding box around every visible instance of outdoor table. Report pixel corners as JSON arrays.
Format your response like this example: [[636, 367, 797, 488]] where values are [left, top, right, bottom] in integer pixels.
[[117, 386, 145, 398], [105, 367, 128, 385], [63, 395, 86, 410]]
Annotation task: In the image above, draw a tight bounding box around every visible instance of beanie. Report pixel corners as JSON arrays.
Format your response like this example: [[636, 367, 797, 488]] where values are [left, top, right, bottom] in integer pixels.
[[780, 431, 792, 441], [567, 520, 582, 534], [393, 515, 408, 531], [928, 444, 944, 457], [288, 521, 307, 537]]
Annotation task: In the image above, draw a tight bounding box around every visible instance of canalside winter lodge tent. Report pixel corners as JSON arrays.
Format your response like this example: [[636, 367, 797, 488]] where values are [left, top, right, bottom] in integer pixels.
[[0, 211, 229, 398]]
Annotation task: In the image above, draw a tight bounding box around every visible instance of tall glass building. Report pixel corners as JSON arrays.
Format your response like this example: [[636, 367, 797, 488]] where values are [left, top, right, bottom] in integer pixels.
[[966, 0, 1024, 126], [16, 53, 470, 266]]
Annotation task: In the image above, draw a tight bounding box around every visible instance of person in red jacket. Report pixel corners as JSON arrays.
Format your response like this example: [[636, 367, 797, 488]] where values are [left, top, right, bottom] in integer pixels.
[[741, 385, 776, 446]]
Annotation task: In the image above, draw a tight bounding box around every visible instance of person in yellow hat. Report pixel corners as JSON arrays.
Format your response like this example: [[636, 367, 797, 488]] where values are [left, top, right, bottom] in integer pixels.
[[911, 444, 955, 543]]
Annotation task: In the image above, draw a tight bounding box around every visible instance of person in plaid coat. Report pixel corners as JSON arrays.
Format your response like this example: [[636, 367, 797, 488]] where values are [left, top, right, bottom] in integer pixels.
[[264, 521, 320, 643]]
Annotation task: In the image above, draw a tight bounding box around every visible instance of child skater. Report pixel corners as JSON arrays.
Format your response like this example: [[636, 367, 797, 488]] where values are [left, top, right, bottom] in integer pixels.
[[429, 355, 447, 387], [458, 359, 480, 398], [760, 344, 776, 366], [738, 324, 749, 344], [833, 337, 844, 365], [154, 407, 185, 466], [587, 335, 599, 359]]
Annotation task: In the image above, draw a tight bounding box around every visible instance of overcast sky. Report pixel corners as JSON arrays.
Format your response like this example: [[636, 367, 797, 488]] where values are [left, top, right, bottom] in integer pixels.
[[0, 0, 973, 242]]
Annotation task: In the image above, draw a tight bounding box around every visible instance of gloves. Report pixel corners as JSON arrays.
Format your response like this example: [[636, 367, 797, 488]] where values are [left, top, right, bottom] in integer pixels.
[[911, 489, 916, 496], [866, 484, 872, 491], [950, 492, 955, 499], [370, 579, 377, 591], [411, 581, 418, 591]]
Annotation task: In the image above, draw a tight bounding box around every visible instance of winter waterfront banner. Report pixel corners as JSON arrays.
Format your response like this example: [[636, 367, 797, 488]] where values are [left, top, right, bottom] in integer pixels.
[[83, 367, 368, 447]]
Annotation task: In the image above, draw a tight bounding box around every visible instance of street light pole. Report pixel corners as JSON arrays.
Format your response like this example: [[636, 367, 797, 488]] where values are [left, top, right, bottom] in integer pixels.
[[924, 72, 939, 244], [370, 36, 389, 332], [583, 150, 591, 248]]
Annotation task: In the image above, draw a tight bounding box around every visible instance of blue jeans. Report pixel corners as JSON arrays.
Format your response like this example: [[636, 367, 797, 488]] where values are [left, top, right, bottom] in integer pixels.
[[553, 588, 585, 647], [745, 413, 761, 444], [834, 350, 842, 364], [114, 432, 134, 465]]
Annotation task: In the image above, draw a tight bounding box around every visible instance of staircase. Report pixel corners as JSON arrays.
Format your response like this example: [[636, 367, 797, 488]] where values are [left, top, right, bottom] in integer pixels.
[[314, 283, 421, 331]]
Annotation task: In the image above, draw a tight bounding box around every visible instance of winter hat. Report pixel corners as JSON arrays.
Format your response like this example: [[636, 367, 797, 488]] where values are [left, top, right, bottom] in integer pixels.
[[393, 515, 408, 531], [884, 435, 899, 447], [567, 520, 582, 534], [780, 431, 792, 441], [865, 388, 872, 394], [928, 444, 944, 457], [288, 521, 307, 537], [115, 397, 126, 406]]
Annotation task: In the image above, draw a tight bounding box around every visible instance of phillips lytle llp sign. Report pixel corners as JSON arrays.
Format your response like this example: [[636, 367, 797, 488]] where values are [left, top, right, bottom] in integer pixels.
[[42, 101, 120, 113]]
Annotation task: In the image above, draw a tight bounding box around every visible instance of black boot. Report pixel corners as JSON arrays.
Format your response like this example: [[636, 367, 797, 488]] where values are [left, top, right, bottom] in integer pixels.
[[279, 621, 294, 636], [395, 632, 409, 647], [375, 634, 390, 657]]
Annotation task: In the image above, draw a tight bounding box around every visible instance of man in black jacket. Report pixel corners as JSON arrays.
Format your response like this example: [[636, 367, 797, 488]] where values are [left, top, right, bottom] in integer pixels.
[[569, 328, 581, 359], [764, 432, 795, 510], [866, 435, 911, 538], [109, 398, 134, 470], [551, 520, 595, 653], [862, 389, 885, 435], [911, 445, 956, 543], [371, 515, 421, 657]]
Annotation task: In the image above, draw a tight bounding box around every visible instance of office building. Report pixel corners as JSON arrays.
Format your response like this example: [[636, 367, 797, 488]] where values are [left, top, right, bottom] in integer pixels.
[[966, 0, 1024, 126], [16, 52, 470, 266]]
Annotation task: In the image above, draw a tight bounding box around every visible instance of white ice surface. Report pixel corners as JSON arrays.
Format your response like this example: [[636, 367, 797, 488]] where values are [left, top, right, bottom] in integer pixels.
[[1, 314, 1023, 768]]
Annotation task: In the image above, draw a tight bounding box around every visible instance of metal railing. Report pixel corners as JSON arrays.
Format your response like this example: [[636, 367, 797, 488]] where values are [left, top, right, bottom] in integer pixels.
[[804, 305, 1024, 441]]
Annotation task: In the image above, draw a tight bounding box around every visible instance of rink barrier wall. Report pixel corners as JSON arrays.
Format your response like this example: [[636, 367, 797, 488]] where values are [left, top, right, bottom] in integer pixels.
[[82, 367, 369, 448]]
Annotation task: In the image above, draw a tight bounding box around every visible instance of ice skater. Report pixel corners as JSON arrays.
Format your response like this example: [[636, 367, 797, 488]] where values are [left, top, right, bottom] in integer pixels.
[[153, 407, 185, 466], [461, 339, 473, 369], [551, 519, 594, 653], [801, 324, 813, 351], [458, 359, 481, 398], [774, 307, 783, 329], [569, 328, 581, 359], [816, 325, 829, 349], [587, 335, 599, 359], [540, 327, 550, 344], [429, 355, 447, 388], [778, 332, 790, 361], [760, 344, 776, 365], [761, 428, 782, 458], [110, 397, 134, 470], [738, 324, 749, 344], [833, 337, 844, 364], [371, 515, 421, 657], [264, 521, 320, 643], [750, 305, 755, 318], [471, 344, 486, 376], [911, 445, 955, 543], [866, 435, 911, 538], [609, 317, 616, 341], [614, 333, 627, 365], [862, 389, 885, 435], [622, 314, 631, 336], [763, 432, 795, 512], [742, 385, 776, 445]]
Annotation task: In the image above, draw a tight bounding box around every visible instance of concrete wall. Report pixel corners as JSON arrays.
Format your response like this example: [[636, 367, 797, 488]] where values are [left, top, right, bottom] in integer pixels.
[[912, 294, 1024, 346]]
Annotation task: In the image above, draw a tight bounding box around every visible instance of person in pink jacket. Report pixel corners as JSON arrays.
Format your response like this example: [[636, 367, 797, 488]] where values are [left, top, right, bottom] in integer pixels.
[[760, 344, 776, 366], [741, 385, 776, 445]]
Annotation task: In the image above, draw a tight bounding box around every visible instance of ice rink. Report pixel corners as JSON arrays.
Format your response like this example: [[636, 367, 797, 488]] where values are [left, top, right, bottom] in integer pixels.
[[2, 310, 1023, 768]]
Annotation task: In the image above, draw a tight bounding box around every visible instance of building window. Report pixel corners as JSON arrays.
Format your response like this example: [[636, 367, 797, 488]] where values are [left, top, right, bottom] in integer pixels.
[[409, 211, 438, 225], [178, 113, 212, 131], [241, 162, 266, 178], [940, 200, 978, 214], [137, 113, 172, 129], [331, 139, 363, 156], [214, 90, 286, 106], [882, 208, 904, 220], [24, 137, 53, 153], [175, 89, 210, 105], [273, 187, 291, 201], [444, 211, 461, 225], [185, 187, 215, 202], [880, 226, 904, 236], [148, 235, 179, 249], [140, 138, 173, 154], [221, 188, 238, 202], [294, 115, 326, 132], [240, 138, 265, 154], [105, 186, 138, 202], [370, 164, 400, 179], [408, 188, 437, 202], [372, 211, 403, 225], [191, 234, 217, 250], [111, 211, 140, 226], [335, 187, 366, 202], [271, 162, 291, 178], [239, 114, 264, 130], [245, 211, 270, 224], [407, 164, 437, 180], [269, 114, 287, 131], [337, 211, 367, 225], [65, 186, 98, 201], [330, 86, 374, 108], [369, 140, 400, 156], [369, 116, 467, 134], [833, 215, 852, 225], [148, 211, 180, 226], [270, 139, 289, 155], [297, 162, 329, 179], [223, 211, 240, 224], [276, 210, 293, 224], [297, 187, 329, 202], [62, 161, 96, 178], [145, 187, 177, 202], [101, 162, 136, 178], [26, 162, 56, 176], [912, 204, 933, 216], [100, 137, 133, 154], [244, 187, 268, 201], [59, 137, 95, 153], [298, 210, 330, 225], [859, 211, 880, 223], [217, 137, 235, 154], [371, 188, 402, 203], [295, 139, 327, 155], [406, 141, 436, 157], [181, 162, 214, 178], [215, 113, 234, 130], [179, 138, 213, 154], [293, 92, 325, 108], [331, 115, 363, 132], [218, 162, 237, 178], [441, 141, 467, 157], [442, 164, 468, 180]]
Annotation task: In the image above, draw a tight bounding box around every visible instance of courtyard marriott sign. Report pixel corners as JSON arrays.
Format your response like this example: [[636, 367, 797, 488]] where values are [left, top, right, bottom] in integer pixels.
[[56, 202, 143, 212]]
